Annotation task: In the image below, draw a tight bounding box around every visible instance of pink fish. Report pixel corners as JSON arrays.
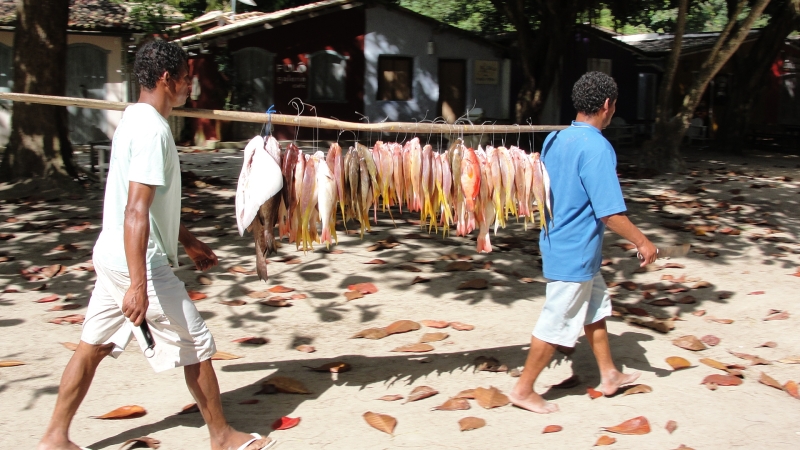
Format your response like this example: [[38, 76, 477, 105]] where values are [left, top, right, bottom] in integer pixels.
[[498, 146, 517, 219], [391, 143, 405, 213], [460, 147, 480, 213], [409, 138, 423, 212]]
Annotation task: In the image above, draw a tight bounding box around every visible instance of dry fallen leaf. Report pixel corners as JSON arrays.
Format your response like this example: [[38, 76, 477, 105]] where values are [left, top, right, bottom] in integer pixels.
[[454, 389, 476, 399], [295, 345, 316, 353], [620, 281, 638, 291], [61, 342, 79, 351], [411, 276, 430, 284], [228, 266, 256, 275], [622, 384, 653, 396], [625, 316, 675, 333], [594, 435, 616, 446], [458, 416, 486, 431], [764, 310, 790, 321], [542, 425, 563, 434], [344, 291, 365, 301], [92, 405, 147, 420], [0, 360, 25, 367], [120, 436, 161, 450], [701, 374, 743, 386], [219, 299, 247, 306], [445, 261, 473, 271], [433, 397, 470, 411], [706, 317, 734, 324], [666, 356, 692, 370], [377, 394, 403, 401], [364, 259, 387, 265], [420, 332, 449, 343], [348, 282, 378, 294], [692, 309, 707, 316], [759, 372, 783, 390], [450, 322, 475, 331], [587, 387, 603, 399], [701, 335, 721, 347], [305, 362, 351, 373], [385, 320, 421, 335], [269, 285, 295, 293], [264, 376, 312, 394], [692, 281, 712, 289], [363, 411, 396, 435], [396, 264, 421, 272], [232, 337, 267, 345], [391, 343, 434, 353], [748, 290, 765, 295], [48, 303, 82, 312], [246, 290, 270, 299], [758, 341, 777, 348], [211, 351, 242, 360], [187, 291, 207, 301], [457, 278, 488, 290], [259, 298, 292, 307], [784, 381, 800, 399], [672, 335, 707, 351], [677, 295, 696, 304], [420, 320, 449, 328], [271, 416, 301, 431], [729, 350, 772, 365], [351, 327, 389, 339], [666, 420, 677, 434], [777, 356, 800, 364], [603, 416, 651, 435], [473, 386, 510, 409], [36, 294, 59, 303]]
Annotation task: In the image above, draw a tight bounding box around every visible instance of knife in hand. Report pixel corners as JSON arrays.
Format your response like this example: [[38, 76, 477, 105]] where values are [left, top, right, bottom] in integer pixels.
[[637, 243, 691, 260]]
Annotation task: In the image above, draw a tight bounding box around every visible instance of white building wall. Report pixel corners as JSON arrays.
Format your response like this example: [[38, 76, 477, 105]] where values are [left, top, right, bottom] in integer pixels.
[[0, 31, 125, 146], [364, 5, 509, 124]]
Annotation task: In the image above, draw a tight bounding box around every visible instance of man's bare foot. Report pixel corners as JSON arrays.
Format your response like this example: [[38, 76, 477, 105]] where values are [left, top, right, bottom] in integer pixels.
[[37, 435, 82, 450], [218, 430, 272, 450], [509, 390, 559, 414], [600, 370, 641, 396]]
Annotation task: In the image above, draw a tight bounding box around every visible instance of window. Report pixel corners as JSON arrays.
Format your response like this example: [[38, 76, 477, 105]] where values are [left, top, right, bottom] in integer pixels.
[[308, 50, 347, 102], [377, 56, 412, 101], [587, 58, 612, 75], [637, 73, 657, 121]]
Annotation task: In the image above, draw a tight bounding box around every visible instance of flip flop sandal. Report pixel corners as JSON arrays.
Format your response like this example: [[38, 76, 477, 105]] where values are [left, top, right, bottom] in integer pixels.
[[237, 433, 277, 450]]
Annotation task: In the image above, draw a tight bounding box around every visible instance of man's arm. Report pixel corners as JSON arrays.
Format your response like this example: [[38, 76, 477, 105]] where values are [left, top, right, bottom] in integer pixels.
[[179, 223, 218, 272], [601, 213, 658, 267], [122, 181, 156, 326]]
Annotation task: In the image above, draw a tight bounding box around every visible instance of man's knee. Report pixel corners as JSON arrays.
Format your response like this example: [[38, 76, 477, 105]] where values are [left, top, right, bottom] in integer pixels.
[[77, 341, 115, 361]]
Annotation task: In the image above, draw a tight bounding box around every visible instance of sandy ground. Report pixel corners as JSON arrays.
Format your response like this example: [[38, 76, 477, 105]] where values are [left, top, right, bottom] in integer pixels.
[[1, 146, 800, 449]]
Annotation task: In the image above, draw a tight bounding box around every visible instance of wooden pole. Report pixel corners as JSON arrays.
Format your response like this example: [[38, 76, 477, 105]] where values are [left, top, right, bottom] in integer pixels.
[[0, 93, 567, 135]]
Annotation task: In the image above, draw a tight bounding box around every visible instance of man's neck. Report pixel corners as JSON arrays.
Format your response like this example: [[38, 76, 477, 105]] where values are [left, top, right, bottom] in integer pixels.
[[138, 89, 172, 118], [574, 112, 605, 131]]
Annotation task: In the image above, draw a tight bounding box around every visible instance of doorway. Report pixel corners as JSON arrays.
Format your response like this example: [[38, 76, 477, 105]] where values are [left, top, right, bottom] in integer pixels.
[[438, 59, 466, 124], [66, 44, 108, 144]]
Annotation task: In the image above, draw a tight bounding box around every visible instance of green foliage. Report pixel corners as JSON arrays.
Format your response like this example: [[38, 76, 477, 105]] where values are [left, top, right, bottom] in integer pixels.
[[397, 0, 510, 33], [600, 0, 771, 34]]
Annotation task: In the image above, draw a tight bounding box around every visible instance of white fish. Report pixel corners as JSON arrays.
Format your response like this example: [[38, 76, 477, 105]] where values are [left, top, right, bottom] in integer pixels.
[[317, 160, 337, 248], [235, 135, 283, 236]]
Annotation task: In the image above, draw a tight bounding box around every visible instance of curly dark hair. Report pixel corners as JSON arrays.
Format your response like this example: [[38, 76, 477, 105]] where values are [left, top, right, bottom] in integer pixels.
[[134, 40, 188, 91], [571, 71, 618, 115]]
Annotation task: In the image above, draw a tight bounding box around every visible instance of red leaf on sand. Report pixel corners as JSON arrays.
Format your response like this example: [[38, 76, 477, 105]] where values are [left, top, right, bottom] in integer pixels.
[[748, 290, 765, 295], [759, 372, 783, 390], [701, 374, 743, 386], [784, 381, 800, 399], [542, 425, 563, 433], [378, 394, 403, 401], [177, 403, 199, 415], [49, 314, 84, 325], [272, 416, 300, 430], [364, 259, 386, 265], [48, 304, 82, 312], [348, 282, 378, 294], [187, 291, 207, 301], [450, 322, 475, 331], [701, 335, 720, 346], [587, 387, 603, 399], [269, 285, 295, 293], [666, 420, 678, 434], [421, 320, 449, 328], [36, 294, 59, 303], [92, 405, 147, 419], [290, 293, 307, 300], [594, 435, 616, 446], [764, 310, 790, 321], [602, 416, 651, 435]]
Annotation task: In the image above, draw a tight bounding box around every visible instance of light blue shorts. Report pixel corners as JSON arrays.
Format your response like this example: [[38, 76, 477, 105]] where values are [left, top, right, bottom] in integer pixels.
[[532, 271, 611, 347]]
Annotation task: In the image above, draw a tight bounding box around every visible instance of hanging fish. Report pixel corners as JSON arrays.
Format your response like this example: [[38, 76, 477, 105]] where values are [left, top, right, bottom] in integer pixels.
[[317, 159, 337, 248], [461, 147, 480, 213]]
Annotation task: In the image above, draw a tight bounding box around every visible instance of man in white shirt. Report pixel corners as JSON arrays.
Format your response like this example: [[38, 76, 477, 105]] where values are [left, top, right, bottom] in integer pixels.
[[38, 40, 273, 450]]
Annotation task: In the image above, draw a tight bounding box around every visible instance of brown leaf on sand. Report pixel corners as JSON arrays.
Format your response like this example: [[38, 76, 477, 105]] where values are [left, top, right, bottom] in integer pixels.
[[748, 290, 765, 295], [363, 411, 396, 435], [542, 425, 563, 434], [211, 351, 241, 360], [764, 310, 790, 321], [445, 261, 473, 271], [718, 291, 733, 299], [228, 266, 256, 275], [759, 372, 783, 390], [264, 376, 311, 394], [219, 299, 247, 306], [692, 309, 707, 317], [551, 374, 581, 389], [677, 295, 696, 304], [705, 317, 734, 324], [603, 416, 651, 435], [196, 274, 213, 286], [421, 320, 449, 328], [666, 420, 678, 434], [620, 281, 638, 291], [622, 384, 653, 396], [351, 328, 389, 340], [120, 436, 161, 449], [404, 386, 438, 403], [778, 356, 800, 364], [0, 360, 25, 367], [701, 335, 720, 346], [729, 350, 772, 365], [49, 314, 85, 325], [295, 345, 316, 353], [587, 387, 603, 399], [672, 335, 707, 351], [61, 342, 79, 351], [648, 298, 675, 306], [48, 303, 82, 311], [666, 356, 692, 370], [702, 374, 743, 387], [269, 285, 295, 293], [246, 290, 270, 299], [304, 362, 351, 373], [378, 394, 403, 401], [232, 337, 267, 345], [473, 356, 506, 373], [36, 294, 59, 303], [784, 381, 800, 399], [454, 389, 476, 399], [411, 276, 430, 284], [433, 397, 470, 411], [364, 259, 387, 265], [259, 298, 291, 307], [625, 316, 675, 333], [187, 291, 207, 301], [92, 405, 147, 420], [758, 341, 777, 348], [385, 320, 421, 335], [42, 264, 63, 278], [411, 257, 437, 264], [458, 417, 486, 431], [344, 291, 364, 301], [420, 332, 449, 343], [699, 358, 742, 376], [594, 435, 616, 446], [457, 278, 488, 290], [31, 283, 48, 291], [392, 343, 434, 353], [692, 281, 712, 289], [291, 293, 307, 300], [473, 386, 510, 409], [396, 264, 421, 272], [348, 282, 378, 294], [450, 322, 475, 331]]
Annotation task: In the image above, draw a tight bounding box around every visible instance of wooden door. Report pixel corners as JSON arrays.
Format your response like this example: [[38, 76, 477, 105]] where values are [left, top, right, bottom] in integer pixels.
[[438, 60, 466, 124]]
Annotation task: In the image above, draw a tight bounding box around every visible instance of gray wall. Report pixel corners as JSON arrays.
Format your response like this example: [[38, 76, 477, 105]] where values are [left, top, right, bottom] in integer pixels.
[[364, 5, 510, 124]]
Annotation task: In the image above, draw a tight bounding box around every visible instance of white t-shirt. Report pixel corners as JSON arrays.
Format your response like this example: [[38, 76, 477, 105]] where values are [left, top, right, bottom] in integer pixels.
[[93, 103, 181, 272]]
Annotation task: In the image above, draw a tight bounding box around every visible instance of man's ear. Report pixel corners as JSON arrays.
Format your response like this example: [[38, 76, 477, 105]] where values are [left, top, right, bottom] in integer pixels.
[[603, 98, 610, 111], [158, 70, 170, 86]]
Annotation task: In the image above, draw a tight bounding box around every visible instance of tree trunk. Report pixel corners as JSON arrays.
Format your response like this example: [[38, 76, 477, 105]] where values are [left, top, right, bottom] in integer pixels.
[[491, 0, 577, 124], [641, 0, 771, 173], [0, 0, 76, 183], [716, 1, 800, 153]]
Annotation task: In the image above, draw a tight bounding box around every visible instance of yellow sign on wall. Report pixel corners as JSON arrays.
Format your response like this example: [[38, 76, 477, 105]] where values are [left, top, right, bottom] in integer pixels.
[[475, 60, 499, 85]]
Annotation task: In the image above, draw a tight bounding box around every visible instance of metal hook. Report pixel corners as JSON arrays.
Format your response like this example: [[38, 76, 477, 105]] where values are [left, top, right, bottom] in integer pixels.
[[261, 104, 276, 137], [288, 97, 305, 145], [355, 112, 370, 147]]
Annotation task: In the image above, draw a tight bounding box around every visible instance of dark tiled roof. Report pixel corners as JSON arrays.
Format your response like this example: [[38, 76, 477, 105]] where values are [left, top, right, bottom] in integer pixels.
[[617, 31, 759, 55], [0, 0, 182, 32]]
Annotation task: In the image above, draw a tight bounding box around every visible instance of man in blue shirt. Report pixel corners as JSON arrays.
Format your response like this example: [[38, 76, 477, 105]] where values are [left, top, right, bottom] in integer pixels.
[[510, 72, 658, 413]]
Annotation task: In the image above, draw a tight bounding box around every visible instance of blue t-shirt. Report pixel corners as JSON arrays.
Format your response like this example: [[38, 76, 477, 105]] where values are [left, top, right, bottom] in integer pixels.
[[539, 121, 627, 282]]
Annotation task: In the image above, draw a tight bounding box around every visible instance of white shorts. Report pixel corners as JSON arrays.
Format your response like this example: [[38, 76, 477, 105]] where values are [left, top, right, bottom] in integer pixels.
[[81, 261, 216, 373], [532, 271, 611, 347]]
